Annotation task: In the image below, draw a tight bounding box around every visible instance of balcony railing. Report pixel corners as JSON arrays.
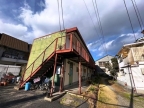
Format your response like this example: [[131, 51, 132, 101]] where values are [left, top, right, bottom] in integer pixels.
[[71, 33, 89, 62], [127, 47, 144, 64], [132, 47, 144, 61]]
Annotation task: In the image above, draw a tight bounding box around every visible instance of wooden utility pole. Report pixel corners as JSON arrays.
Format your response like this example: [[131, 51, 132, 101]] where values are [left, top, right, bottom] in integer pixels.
[[129, 65, 137, 93]]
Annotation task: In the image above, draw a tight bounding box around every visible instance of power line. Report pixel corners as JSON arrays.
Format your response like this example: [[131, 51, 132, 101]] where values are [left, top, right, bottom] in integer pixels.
[[91, 0, 101, 37], [60, 0, 65, 30], [94, 0, 109, 58], [83, 0, 99, 37], [130, 0, 142, 31], [123, 0, 136, 41], [91, 0, 105, 53], [57, 0, 61, 31], [133, 0, 144, 29]]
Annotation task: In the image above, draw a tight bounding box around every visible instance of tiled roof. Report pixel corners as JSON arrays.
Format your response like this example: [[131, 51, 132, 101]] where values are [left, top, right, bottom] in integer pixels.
[[0, 33, 30, 52]]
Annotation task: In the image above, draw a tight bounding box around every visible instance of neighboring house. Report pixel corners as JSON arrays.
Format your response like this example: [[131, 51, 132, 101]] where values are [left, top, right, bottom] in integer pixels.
[[95, 55, 114, 75], [20, 27, 96, 94], [0, 33, 31, 78], [0, 33, 31, 65], [117, 40, 144, 93]]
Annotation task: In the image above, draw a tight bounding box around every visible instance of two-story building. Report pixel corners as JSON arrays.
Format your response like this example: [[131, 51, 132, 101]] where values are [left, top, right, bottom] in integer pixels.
[[0, 33, 31, 79], [117, 40, 144, 93], [20, 27, 96, 94], [95, 55, 114, 75]]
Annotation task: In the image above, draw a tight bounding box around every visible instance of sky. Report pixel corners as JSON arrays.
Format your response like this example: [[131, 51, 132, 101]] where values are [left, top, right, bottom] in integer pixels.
[[0, 0, 143, 60]]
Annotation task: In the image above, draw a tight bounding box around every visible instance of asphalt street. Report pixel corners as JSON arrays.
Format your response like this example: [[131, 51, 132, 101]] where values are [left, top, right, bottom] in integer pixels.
[[0, 85, 88, 108]]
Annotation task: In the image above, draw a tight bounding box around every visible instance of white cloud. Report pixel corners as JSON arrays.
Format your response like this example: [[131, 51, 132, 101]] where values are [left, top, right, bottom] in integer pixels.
[[97, 32, 143, 55], [0, 0, 143, 59], [0, 20, 27, 37], [38, 0, 45, 8]]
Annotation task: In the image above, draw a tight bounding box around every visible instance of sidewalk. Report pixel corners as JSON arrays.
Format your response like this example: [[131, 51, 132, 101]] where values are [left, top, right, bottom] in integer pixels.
[[59, 81, 90, 108], [44, 81, 89, 102]]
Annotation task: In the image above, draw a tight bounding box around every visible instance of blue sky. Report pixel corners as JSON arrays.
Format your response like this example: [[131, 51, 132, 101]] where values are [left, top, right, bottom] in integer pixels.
[[0, 0, 143, 60]]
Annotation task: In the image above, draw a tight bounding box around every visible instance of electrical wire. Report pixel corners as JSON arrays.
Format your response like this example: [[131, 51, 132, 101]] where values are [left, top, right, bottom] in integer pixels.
[[123, 0, 136, 41], [133, 0, 144, 29], [57, 0, 65, 45], [83, 0, 99, 37], [91, 0, 101, 37], [91, 0, 106, 56], [94, 0, 109, 59], [130, 0, 142, 31], [60, 0, 65, 30], [57, 0, 61, 31]]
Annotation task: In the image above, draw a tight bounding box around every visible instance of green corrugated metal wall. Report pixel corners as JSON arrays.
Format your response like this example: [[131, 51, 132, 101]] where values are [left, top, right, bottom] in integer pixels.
[[23, 31, 66, 81]]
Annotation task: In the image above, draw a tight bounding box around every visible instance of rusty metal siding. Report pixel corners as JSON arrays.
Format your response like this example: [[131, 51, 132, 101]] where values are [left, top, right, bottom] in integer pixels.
[[0, 34, 28, 52]]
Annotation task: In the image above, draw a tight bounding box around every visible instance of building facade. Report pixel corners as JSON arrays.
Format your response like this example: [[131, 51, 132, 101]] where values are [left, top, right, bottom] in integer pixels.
[[0, 33, 31, 78], [20, 27, 96, 94], [0, 33, 31, 65], [117, 41, 144, 93], [95, 55, 114, 75]]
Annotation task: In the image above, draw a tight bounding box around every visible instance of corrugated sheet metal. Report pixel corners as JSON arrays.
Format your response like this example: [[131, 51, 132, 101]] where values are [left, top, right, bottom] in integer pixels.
[[0, 33, 29, 52]]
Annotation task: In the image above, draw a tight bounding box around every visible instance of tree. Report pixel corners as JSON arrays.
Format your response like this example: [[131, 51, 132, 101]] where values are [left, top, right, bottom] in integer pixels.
[[105, 62, 112, 71], [110, 58, 119, 79]]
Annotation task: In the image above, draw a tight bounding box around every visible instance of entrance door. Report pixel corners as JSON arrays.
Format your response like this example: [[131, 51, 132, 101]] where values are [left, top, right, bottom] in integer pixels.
[[69, 63, 73, 85]]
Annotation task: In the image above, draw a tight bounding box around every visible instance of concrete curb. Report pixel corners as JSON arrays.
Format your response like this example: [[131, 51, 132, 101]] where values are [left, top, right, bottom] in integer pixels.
[[44, 91, 66, 102]]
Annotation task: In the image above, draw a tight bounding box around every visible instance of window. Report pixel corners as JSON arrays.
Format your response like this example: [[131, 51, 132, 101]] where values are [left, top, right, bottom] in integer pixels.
[[99, 62, 106, 67], [99, 62, 102, 66]]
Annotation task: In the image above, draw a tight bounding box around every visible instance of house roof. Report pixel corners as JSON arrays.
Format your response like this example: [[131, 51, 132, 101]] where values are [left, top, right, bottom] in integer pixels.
[[0, 33, 30, 52], [95, 55, 114, 61], [117, 41, 144, 56]]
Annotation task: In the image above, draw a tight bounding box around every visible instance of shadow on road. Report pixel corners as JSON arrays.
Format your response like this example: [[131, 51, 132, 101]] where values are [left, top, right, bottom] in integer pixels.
[[0, 93, 46, 107]]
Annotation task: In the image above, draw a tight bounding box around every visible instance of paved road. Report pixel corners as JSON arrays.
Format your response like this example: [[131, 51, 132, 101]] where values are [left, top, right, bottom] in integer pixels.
[[0, 85, 88, 108], [0, 85, 69, 108]]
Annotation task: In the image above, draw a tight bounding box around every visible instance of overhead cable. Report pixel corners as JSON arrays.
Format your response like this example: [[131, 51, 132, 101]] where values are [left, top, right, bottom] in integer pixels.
[[130, 0, 142, 31], [123, 0, 136, 41], [60, 0, 65, 30], [57, 0, 61, 31], [133, 0, 144, 29], [83, 0, 99, 37], [94, 0, 109, 58]]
